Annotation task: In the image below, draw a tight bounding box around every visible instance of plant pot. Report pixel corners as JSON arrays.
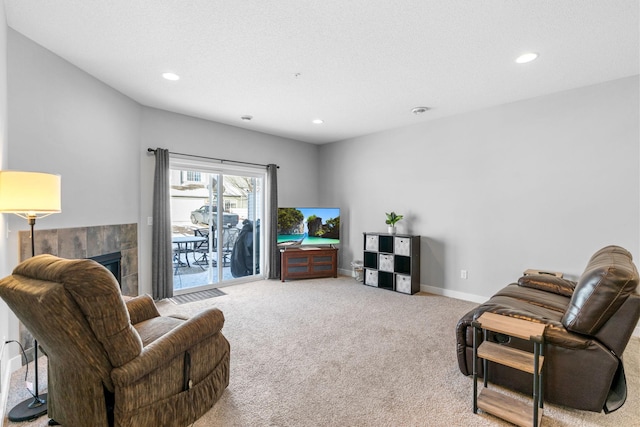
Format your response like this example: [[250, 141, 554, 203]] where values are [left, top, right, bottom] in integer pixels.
[[388, 225, 396, 235]]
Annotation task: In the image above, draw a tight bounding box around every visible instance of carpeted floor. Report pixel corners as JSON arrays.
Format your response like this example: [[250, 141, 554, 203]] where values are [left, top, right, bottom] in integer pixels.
[[4, 276, 639, 426]]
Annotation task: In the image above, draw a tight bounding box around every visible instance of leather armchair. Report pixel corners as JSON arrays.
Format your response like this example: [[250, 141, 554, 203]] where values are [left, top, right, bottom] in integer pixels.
[[456, 245, 639, 412], [0, 254, 230, 427]]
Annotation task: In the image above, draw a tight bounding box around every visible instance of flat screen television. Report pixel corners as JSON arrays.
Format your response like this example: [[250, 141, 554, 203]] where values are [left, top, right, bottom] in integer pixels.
[[277, 207, 340, 247]]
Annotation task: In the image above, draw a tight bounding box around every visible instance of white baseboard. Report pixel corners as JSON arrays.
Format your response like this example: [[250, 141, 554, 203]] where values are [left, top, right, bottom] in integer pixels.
[[339, 270, 640, 338], [0, 274, 637, 426], [0, 364, 7, 427], [339, 269, 490, 304], [419, 283, 488, 304], [1, 354, 21, 426], [338, 268, 354, 278]]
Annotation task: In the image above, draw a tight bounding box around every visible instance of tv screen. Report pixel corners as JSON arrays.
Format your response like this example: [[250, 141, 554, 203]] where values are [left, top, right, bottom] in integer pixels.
[[277, 207, 340, 247]]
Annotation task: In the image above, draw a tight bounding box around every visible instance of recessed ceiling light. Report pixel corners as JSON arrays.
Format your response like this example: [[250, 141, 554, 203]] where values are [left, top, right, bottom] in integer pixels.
[[162, 72, 180, 81], [241, 115, 253, 121], [312, 119, 324, 124], [515, 52, 538, 64], [411, 106, 430, 115]]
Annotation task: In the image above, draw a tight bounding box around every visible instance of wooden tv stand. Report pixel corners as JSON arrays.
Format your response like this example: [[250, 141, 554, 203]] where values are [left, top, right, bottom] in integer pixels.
[[280, 247, 338, 282]]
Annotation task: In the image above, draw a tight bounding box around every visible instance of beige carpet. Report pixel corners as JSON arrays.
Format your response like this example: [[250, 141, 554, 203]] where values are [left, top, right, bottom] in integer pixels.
[[4, 276, 639, 426]]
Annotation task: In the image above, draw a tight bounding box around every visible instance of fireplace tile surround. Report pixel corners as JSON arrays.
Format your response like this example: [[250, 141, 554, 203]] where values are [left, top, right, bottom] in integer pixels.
[[16, 223, 138, 363], [18, 223, 138, 296], [18, 224, 138, 364]]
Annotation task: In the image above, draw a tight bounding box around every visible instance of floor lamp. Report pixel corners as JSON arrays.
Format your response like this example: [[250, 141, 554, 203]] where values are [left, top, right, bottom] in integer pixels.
[[0, 170, 61, 422]]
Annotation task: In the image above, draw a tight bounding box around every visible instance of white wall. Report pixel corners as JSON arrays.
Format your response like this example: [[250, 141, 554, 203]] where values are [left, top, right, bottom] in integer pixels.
[[2, 17, 638, 372], [320, 76, 639, 300], [1, 27, 322, 382], [7, 29, 142, 236], [4, 27, 321, 301], [138, 107, 320, 295], [0, 2, 11, 418], [0, 0, 8, 275], [4, 29, 142, 357]]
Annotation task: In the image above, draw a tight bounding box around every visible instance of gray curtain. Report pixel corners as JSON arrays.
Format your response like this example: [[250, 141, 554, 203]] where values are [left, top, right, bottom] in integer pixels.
[[266, 164, 279, 279], [151, 148, 173, 299]]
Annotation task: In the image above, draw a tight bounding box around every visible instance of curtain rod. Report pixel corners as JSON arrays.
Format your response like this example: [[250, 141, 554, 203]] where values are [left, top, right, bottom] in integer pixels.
[[147, 148, 278, 168]]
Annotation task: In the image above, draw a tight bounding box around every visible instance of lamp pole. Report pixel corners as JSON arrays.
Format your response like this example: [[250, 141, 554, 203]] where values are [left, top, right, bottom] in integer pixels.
[[0, 171, 61, 422], [8, 215, 47, 421]]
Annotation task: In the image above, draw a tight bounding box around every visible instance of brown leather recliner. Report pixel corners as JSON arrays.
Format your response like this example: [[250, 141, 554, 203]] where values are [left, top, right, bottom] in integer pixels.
[[0, 254, 230, 427], [456, 245, 639, 413]]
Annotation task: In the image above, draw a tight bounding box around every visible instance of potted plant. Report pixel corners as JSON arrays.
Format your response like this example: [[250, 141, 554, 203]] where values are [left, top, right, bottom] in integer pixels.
[[385, 211, 403, 235]]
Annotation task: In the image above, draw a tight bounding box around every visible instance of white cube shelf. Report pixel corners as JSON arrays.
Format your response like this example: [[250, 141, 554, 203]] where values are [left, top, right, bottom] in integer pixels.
[[362, 232, 420, 294]]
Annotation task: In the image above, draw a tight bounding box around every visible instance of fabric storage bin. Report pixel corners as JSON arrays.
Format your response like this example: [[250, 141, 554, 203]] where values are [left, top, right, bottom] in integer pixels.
[[365, 234, 379, 252], [379, 254, 394, 272], [396, 274, 412, 294], [365, 269, 378, 286], [394, 237, 411, 256]]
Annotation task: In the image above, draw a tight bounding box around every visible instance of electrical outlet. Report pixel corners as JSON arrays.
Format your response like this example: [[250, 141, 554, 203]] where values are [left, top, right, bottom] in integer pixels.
[[460, 269, 468, 279]]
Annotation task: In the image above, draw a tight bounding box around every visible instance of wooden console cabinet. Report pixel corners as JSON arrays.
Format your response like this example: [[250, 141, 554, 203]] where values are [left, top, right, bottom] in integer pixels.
[[280, 247, 338, 282]]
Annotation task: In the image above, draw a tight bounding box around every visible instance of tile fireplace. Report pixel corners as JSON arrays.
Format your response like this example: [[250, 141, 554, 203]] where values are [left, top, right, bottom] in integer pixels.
[[18, 223, 138, 296], [17, 223, 138, 362]]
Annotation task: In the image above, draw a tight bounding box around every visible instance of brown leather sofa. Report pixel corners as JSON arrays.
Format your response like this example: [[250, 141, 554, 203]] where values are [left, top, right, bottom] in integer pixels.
[[456, 245, 639, 413], [0, 254, 230, 427]]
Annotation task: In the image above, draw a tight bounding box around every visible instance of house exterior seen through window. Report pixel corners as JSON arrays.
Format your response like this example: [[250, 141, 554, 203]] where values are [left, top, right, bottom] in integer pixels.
[[169, 163, 265, 293]]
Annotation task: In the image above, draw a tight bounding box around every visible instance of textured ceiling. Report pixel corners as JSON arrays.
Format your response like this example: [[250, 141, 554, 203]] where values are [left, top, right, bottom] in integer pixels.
[[4, 0, 639, 144]]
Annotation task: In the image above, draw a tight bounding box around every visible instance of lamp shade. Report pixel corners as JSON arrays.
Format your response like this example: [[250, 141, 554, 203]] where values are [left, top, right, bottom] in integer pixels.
[[0, 171, 61, 216]]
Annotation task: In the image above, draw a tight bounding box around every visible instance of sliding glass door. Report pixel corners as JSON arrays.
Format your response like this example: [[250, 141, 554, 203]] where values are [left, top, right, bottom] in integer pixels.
[[169, 158, 264, 293]]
